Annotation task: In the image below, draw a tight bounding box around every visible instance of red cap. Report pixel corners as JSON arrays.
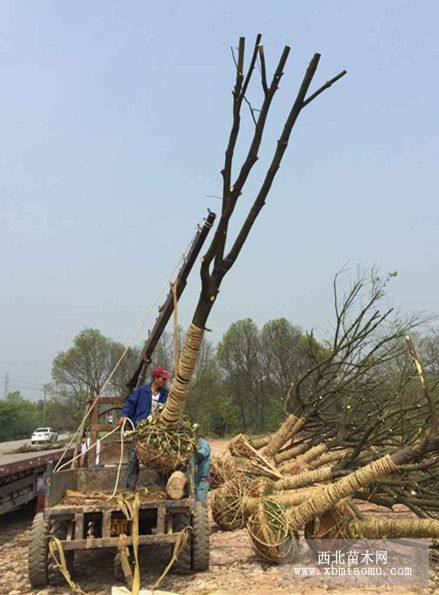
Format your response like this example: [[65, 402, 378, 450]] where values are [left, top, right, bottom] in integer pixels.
[[152, 367, 169, 380]]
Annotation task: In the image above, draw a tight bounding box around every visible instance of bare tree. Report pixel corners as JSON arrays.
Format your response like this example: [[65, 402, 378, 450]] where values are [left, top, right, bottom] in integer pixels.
[[160, 35, 346, 429]]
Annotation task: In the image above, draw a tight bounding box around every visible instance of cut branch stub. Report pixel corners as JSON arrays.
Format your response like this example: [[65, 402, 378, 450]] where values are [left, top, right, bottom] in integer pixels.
[[249, 434, 271, 449], [262, 414, 299, 458]]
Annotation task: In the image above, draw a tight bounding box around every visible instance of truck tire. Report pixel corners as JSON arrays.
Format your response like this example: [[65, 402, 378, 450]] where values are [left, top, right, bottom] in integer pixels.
[[28, 513, 49, 587], [191, 502, 209, 571], [171, 513, 191, 574]]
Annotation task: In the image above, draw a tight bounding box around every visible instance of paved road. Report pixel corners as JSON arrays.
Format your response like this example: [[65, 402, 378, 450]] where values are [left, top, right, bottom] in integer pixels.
[[0, 434, 70, 455]]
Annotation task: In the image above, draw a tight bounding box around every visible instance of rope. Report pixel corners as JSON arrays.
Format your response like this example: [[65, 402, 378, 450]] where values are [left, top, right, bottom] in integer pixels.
[[56, 426, 120, 471], [172, 280, 179, 374], [48, 537, 87, 594], [54, 235, 196, 472], [118, 494, 141, 595], [56, 417, 135, 474], [151, 527, 190, 590], [109, 417, 135, 499], [117, 533, 133, 589]]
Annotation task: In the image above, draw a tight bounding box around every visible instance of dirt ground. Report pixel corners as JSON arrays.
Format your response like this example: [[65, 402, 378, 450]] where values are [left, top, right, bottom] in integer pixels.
[[0, 439, 438, 595]]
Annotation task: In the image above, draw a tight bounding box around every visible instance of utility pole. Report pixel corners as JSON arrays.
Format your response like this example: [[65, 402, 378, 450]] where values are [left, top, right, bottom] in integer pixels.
[[4, 373, 9, 398], [42, 385, 47, 424]]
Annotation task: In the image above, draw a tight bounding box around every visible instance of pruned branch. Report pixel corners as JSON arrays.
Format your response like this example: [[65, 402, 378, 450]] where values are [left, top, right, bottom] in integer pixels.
[[406, 334, 438, 434], [303, 70, 347, 107], [221, 53, 322, 274], [258, 44, 268, 94], [194, 38, 346, 330]]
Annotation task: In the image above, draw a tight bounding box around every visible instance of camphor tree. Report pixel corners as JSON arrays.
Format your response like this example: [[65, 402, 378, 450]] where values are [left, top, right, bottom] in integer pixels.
[[134, 34, 347, 471], [211, 329, 439, 562], [210, 270, 439, 541]]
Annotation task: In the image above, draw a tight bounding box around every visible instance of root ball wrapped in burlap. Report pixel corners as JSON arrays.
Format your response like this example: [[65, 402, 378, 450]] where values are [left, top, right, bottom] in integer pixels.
[[247, 498, 297, 564], [211, 475, 252, 531], [133, 413, 199, 473]]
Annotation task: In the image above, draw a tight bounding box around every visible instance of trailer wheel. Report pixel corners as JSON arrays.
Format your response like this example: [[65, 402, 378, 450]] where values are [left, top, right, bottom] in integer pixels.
[[191, 502, 209, 571], [28, 513, 49, 587], [171, 513, 191, 574], [51, 520, 75, 583], [28, 514, 74, 588]]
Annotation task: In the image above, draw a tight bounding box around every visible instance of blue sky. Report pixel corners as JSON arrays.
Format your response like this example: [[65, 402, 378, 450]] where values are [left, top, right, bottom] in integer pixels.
[[1, 1, 438, 399]]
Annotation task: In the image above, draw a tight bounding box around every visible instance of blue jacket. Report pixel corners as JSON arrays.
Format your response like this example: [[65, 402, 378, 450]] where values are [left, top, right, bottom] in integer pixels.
[[121, 383, 168, 426]]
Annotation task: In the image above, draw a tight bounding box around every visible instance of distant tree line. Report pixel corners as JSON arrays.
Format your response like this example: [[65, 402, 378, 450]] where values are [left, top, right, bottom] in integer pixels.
[[1, 270, 438, 442]]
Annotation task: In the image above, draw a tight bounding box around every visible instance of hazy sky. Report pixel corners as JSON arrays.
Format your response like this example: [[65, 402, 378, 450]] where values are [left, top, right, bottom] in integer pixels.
[[1, 1, 438, 400]]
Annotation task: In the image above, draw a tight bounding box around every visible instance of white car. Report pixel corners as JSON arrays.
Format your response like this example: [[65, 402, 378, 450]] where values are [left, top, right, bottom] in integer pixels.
[[31, 427, 58, 444]]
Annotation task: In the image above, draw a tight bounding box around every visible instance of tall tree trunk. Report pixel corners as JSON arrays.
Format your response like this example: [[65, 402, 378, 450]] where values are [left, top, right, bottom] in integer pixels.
[[157, 35, 345, 429]]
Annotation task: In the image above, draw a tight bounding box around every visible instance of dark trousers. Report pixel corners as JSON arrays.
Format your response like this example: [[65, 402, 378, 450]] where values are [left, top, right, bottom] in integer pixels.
[[125, 443, 168, 490], [125, 443, 140, 490]]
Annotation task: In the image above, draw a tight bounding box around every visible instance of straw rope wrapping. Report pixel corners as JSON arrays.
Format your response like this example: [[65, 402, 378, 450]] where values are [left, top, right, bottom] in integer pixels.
[[304, 500, 358, 545], [287, 454, 397, 532], [227, 434, 283, 479], [262, 414, 299, 458], [308, 449, 352, 470], [347, 517, 439, 539], [274, 439, 311, 464], [273, 466, 334, 491], [249, 435, 272, 449], [161, 323, 205, 428], [243, 486, 321, 518], [279, 443, 326, 474], [228, 434, 254, 458]]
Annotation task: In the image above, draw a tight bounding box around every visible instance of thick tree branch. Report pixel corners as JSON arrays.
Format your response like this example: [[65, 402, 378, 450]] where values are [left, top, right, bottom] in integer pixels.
[[212, 42, 290, 272], [221, 54, 323, 274], [202, 35, 263, 280]]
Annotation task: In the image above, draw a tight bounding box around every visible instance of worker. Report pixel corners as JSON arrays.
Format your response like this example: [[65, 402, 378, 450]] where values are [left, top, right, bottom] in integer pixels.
[[119, 366, 169, 489], [79, 433, 89, 467], [195, 437, 211, 503], [119, 366, 211, 501]]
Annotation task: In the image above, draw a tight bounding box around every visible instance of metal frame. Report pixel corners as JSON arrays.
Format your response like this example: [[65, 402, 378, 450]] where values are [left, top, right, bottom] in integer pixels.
[[44, 497, 194, 551], [42, 455, 196, 553], [88, 395, 124, 469]]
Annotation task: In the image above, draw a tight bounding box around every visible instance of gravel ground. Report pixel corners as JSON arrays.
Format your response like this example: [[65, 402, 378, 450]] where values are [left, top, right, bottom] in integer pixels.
[[1, 439, 438, 595]]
